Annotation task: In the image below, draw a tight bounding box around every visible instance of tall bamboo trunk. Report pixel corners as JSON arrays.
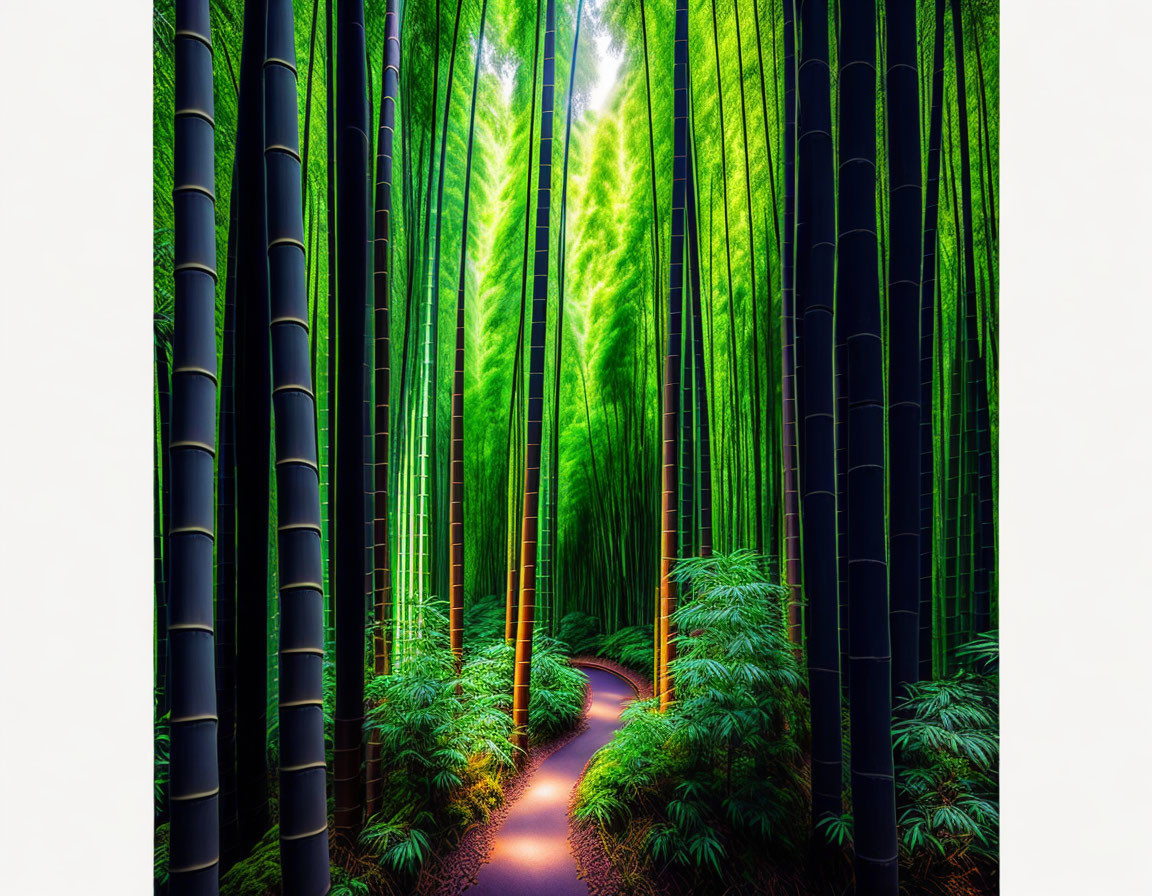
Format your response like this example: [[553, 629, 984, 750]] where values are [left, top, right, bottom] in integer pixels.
[[780, 0, 801, 644], [155, 332, 172, 728], [950, 0, 993, 637], [506, 0, 543, 647], [708, 0, 742, 552], [751, 0, 782, 575], [796, 0, 841, 830], [233, 0, 271, 852], [918, 0, 945, 681], [422, 0, 467, 616], [215, 162, 239, 865], [657, 0, 689, 712], [685, 158, 712, 558], [547, 0, 585, 629], [450, 0, 491, 671], [885, 0, 922, 696], [263, 4, 332, 890], [835, 329, 849, 694], [333, 0, 368, 843], [168, 3, 220, 890], [156, 323, 173, 832], [838, 3, 898, 889], [679, 261, 695, 559], [732, 0, 765, 556], [324, 0, 336, 647], [513, 0, 556, 754], [366, 0, 399, 821]]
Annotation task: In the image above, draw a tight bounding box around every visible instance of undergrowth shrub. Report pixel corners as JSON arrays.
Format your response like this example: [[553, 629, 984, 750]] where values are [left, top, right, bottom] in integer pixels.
[[357, 597, 586, 881], [528, 637, 588, 741], [556, 611, 653, 676], [893, 632, 999, 885], [556, 610, 602, 656], [574, 551, 808, 892], [463, 593, 506, 643], [597, 625, 654, 673], [220, 826, 281, 896]]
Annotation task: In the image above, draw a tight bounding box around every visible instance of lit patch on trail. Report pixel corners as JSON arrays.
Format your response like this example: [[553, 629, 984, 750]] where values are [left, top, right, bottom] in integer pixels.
[[587, 701, 622, 721], [499, 834, 565, 868], [523, 773, 569, 805]]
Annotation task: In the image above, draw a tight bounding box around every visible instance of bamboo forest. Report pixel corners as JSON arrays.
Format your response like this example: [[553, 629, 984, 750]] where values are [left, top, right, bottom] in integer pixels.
[[153, 0, 998, 892]]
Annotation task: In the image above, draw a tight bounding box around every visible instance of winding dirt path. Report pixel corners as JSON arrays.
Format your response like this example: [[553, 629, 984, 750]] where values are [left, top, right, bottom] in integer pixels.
[[463, 666, 633, 896]]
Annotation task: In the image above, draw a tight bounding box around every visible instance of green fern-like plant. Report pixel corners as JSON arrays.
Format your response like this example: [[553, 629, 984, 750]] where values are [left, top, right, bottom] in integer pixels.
[[528, 637, 588, 742], [576, 552, 809, 886], [555, 610, 603, 656], [219, 825, 282, 896], [596, 625, 654, 673], [893, 653, 999, 871]]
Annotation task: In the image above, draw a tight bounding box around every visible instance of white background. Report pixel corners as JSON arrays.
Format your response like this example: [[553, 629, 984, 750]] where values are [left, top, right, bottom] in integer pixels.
[[0, 0, 1148, 891]]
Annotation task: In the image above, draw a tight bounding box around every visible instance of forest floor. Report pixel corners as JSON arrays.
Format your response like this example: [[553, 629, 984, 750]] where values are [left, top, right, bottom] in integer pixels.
[[428, 664, 639, 896]]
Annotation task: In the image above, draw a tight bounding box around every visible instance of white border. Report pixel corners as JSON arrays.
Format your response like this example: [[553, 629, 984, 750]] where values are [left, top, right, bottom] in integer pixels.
[[1001, 1, 1152, 893], [0, 0, 152, 891]]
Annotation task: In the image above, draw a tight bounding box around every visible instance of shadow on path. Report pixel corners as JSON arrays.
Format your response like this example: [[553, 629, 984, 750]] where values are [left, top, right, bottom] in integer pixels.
[[464, 666, 633, 896]]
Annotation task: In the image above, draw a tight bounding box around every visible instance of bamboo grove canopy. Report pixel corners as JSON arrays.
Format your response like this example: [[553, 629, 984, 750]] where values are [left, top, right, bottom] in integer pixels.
[[154, 0, 997, 892]]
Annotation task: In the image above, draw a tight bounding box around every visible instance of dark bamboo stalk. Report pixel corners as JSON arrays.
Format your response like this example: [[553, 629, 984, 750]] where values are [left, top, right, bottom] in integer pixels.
[[885, 0, 922, 696], [513, 0, 556, 753], [365, 0, 399, 821], [156, 325, 173, 727], [450, 0, 491, 671], [781, 0, 802, 646], [950, 0, 993, 637], [425, 0, 468, 608], [943, 111, 965, 671], [918, 0, 945, 681], [215, 157, 239, 866], [732, 0, 765, 555], [796, 0, 842, 830], [708, 0, 743, 550], [505, 0, 543, 646], [263, 4, 332, 889], [685, 155, 712, 557], [548, 0, 585, 629], [233, 0, 271, 851], [324, 0, 337, 630], [168, 3, 220, 889], [333, 0, 368, 843], [156, 319, 174, 832], [838, 3, 898, 889]]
